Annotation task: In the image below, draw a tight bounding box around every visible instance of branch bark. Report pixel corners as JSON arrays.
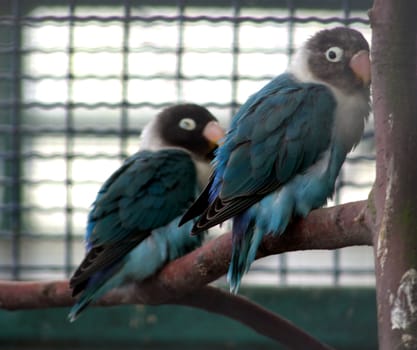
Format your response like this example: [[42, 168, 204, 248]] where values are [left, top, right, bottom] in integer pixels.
[[0, 201, 372, 306], [370, 1, 417, 348], [143, 199, 371, 302], [0, 200, 371, 350]]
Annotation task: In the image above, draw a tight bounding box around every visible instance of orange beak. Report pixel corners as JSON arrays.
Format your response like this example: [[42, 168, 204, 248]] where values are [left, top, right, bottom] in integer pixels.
[[349, 50, 371, 86], [202, 121, 225, 149]]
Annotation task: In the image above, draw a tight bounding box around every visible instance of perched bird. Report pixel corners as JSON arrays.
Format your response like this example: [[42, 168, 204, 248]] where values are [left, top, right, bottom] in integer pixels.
[[180, 27, 371, 293], [69, 104, 225, 321]]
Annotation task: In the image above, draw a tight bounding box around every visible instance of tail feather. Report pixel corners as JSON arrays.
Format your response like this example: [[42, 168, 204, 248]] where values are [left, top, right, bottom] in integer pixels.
[[68, 264, 122, 321], [245, 227, 265, 273], [68, 294, 95, 322], [227, 235, 253, 294], [227, 211, 255, 294]]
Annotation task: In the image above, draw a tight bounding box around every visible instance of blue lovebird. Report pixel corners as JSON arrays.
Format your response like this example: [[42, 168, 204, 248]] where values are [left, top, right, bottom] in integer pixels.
[[69, 104, 225, 321], [180, 27, 371, 293]]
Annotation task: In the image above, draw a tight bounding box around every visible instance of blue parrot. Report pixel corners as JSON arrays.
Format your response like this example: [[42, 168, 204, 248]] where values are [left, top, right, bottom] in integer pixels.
[[180, 27, 371, 293], [68, 104, 225, 321]]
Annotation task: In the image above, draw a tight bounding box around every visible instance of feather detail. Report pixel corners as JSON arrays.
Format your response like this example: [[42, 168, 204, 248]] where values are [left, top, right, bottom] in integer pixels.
[[69, 149, 200, 319], [69, 104, 222, 320], [189, 74, 336, 233]]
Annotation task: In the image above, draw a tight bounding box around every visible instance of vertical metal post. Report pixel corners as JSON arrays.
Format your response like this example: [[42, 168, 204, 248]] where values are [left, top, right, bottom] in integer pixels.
[[10, 0, 22, 280], [330, 0, 353, 286], [342, 0, 351, 26], [230, 0, 240, 117], [286, 0, 295, 60], [120, 0, 131, 159], [332, 179, 342, 285], [64, 1, 76, 277], [176, 0, 185, 101], [278, 0, 297, 285]]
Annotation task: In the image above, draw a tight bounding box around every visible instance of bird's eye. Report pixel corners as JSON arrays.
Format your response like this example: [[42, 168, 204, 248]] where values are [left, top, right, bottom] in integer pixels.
[[179, 118, 196, 130], [325, 46, 344, 62]]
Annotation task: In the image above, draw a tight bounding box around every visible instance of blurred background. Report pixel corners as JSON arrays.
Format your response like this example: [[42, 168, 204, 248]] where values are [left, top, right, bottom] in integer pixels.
[[0, 1, 376, 349]]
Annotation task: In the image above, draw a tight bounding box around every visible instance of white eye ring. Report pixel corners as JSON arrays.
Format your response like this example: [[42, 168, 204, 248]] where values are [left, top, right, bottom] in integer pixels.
[[179, 118, 196, 130], [325, 46, 344, 62]]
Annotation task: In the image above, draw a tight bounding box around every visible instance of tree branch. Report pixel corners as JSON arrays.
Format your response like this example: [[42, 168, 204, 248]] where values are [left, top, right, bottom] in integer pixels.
[[0, 200, 371, 307], [0, 281, 334, 350], [137, 199, 372, 303], [370, 1, 417, 348], [175, 287, 334, 350], [0, 200, 371, 350]]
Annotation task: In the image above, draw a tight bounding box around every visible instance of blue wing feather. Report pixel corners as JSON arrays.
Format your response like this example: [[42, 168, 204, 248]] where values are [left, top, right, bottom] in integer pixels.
[[185, 73, 339, 292], [193, 73, 336, 230], [177, 73, 341, 292], [88, 150, 196, 244], [221, 75, 335, 198], [69, 149, 202, 320]]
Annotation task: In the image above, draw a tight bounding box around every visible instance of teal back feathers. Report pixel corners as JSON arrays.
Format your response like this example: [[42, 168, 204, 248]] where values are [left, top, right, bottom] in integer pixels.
[[69, 104, 223, 320], [181, 27, 371, 293]]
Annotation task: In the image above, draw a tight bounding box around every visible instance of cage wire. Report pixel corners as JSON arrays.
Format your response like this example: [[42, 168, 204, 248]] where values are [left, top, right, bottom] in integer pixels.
[[0, 0, 375, 286]]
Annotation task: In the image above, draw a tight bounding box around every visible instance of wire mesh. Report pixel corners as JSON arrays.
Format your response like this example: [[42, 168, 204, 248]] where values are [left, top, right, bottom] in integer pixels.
[[0, 0, 375, 285]]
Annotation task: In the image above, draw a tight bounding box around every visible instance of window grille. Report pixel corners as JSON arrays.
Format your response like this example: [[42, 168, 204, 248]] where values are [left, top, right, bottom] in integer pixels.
[[0, 0, 375, 286]]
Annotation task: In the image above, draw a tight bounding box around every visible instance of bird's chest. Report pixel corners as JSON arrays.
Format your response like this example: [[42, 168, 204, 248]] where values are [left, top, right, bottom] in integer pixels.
[[291, 93, 369, 215], [289, 151, 334, 215], [331, 88, 369, 150]]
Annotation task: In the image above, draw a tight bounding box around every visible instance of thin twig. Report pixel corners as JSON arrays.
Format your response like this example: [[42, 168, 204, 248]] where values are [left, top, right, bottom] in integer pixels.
[[0, 281, 334, 350], [174, 286, 334, 350]]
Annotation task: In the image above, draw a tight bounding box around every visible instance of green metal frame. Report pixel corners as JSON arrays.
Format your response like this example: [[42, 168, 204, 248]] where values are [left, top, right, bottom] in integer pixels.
[[2, 0, 373, 12], [0, 287, 377, 350]]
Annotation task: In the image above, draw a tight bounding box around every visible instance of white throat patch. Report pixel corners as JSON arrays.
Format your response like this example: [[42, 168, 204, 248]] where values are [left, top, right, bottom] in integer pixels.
[[287, 46, 369, 150]]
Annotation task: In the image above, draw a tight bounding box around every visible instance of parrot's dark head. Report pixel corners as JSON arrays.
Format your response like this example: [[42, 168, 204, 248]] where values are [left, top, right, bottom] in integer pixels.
[[305, 27, 371, 94], [145, 104, 224, 161]]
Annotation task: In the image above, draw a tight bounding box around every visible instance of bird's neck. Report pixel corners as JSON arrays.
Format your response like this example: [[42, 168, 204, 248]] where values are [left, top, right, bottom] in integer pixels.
[[139, 118, 165, 150], [288, 46, 369, 155], [287, 47, 319, 84]]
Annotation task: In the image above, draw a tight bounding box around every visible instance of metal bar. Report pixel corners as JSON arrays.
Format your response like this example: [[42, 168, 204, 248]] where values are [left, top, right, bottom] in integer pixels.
[[342, 0, 351, 26], [13, 0, 372, 11], [0, 15, 370, 25], [0, 205, 87, 212], [120, 0, 131, 159], [64, 1, 76, 277], [278, 0, 296, 285], [286, 0, 295, 59], [333, 174, 343, 285], [0, 46, 290, 55], [0, 232, 85, 240], [0, 101, 241, 109], [230, 0, 240, 116], [10, 0, 22, 280], [1, 73, 283, 80], [175, 0, 185, 101]]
